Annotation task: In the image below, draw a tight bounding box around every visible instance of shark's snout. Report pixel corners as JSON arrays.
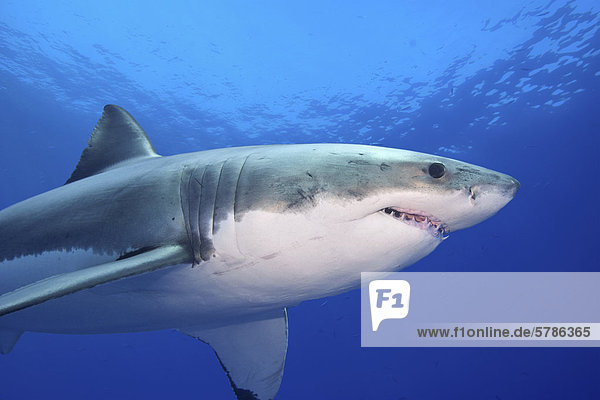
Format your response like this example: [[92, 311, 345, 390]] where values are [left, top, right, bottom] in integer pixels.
[[508, 177, 521, 196], [448, 172, 519, 232], [470, 175, 520, 202]]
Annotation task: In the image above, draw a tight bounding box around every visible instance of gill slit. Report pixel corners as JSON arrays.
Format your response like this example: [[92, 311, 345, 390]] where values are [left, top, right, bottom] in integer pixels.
[[232, 153, 253, 255], [211, 161, 226, 237], [194, 166, 208, 264]]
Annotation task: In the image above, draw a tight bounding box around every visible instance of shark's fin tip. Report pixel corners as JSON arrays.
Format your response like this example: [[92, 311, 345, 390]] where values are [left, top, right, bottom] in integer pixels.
[[0, 328, 23, 354]]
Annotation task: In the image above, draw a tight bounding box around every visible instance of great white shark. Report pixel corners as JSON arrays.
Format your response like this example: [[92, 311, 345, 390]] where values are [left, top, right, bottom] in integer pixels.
[[0, 105, 519, 399]]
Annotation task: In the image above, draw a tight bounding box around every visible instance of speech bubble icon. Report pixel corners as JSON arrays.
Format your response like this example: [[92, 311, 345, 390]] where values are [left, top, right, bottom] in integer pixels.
[[369, 279, 411, 331]]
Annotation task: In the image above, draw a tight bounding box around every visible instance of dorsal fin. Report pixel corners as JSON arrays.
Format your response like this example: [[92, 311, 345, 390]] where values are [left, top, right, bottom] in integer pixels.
[[66, 104, 160, 184]]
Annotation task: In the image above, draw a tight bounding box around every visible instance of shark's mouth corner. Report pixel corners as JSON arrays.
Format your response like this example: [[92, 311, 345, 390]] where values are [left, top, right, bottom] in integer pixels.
[[381, 207, 449, 239]]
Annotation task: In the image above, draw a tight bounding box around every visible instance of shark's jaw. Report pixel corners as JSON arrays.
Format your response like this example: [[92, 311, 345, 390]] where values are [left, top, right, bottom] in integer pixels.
[[380, 206, 449, 239]]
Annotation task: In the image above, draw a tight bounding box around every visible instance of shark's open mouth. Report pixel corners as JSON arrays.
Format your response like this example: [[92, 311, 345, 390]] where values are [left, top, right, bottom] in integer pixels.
[[381, 207, 449, 239]]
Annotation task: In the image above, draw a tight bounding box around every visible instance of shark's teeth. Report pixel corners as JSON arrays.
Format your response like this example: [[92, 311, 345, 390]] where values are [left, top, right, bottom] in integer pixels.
[[381, 207, 449, 239]]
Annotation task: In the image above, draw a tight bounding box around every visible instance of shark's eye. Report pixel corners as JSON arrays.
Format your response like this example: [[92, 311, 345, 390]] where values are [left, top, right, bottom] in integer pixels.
[[428, 162, 446, 178]]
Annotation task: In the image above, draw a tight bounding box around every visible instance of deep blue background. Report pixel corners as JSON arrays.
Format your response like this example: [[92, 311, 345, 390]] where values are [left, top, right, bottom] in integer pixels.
[[1, 1, 599, 399]]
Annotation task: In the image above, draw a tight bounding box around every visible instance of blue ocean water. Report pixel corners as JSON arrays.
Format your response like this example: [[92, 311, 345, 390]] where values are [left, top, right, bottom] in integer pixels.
[[0, 0, 599, 399]]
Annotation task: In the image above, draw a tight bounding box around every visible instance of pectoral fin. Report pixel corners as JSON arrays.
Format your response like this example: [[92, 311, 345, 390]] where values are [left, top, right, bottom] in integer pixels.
[[181, 309, 288, 400], [0, 245, 190, 317]]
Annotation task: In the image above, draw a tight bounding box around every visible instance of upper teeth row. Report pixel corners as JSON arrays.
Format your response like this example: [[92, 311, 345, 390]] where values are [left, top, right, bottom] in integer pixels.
[[382, 207, 448, 237]]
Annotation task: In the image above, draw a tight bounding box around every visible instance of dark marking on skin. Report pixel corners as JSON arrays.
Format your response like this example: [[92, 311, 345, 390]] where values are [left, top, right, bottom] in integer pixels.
[[347, 159, 371, 166], [456, 166, 481, 174], [345, 189, 366, 200], [261, 252, 280, 260], [212, 261, 257, 276], [116, 246, 158, 261], [214, 352, 261, 400], [232, 387, 260, 400], [306, 172, 314, 178], [287, 188, 319, 210], [380, 162, 391, 171]]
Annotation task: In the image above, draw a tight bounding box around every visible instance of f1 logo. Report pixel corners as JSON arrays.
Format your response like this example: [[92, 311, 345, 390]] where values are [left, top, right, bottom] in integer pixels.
[[369, 280, 411, 331]]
